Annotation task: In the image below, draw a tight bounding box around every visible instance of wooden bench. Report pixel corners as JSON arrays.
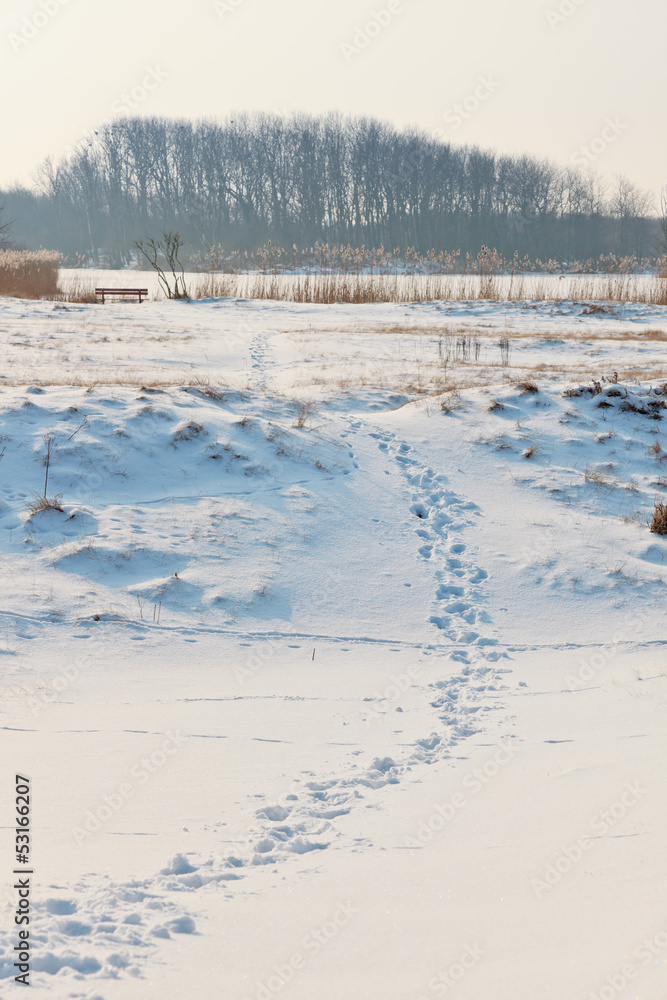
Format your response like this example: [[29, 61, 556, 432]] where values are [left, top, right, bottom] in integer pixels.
[[95, 287, 149, 304]]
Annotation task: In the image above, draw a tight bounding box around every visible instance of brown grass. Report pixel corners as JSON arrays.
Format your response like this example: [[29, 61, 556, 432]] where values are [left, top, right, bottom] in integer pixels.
[[584, 465, 611, 487], [172, 420, 206, 443], [294, 401, 317, 428], [0, 250, 59, 299], [292, 323, 667, 345], [55, 276, 97, 303], [27, 494, 64, 514], [187, 272, 667, 306], [649, 502, 667, 535]]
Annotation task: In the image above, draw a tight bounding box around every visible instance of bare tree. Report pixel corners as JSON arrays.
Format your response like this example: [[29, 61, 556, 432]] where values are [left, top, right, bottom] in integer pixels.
[[658, 186, 667, 255], [134, 231, 189, 299], [7, 112, 660, 262], [0, 203, 14, 249]]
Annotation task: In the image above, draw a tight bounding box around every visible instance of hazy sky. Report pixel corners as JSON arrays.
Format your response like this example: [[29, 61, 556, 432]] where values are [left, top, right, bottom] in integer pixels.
[[1, 0, 665, 201]]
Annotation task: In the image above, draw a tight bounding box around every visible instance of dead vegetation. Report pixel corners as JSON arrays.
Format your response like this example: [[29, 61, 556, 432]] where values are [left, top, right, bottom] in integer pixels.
[[184, 270, 667, 306], [439, 391, 463, 414], [584, 465, 612, 487], [0, 250, 59, 299], [172, 420, 207, 443], [293, 400, 317, 428], [27, 493, 64, 515], [650, 502, 667, 535], [515, 380, 539, 394]]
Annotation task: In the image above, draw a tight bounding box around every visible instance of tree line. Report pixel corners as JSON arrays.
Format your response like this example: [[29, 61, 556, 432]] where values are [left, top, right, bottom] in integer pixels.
[[1, 112, 662, 266]]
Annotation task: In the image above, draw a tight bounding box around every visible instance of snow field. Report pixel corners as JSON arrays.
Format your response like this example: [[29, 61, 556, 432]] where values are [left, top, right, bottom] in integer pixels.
[[1, 291, 666, 997]]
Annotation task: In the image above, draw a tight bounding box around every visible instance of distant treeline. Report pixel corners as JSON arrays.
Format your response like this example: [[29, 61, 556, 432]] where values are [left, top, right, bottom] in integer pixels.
[[1, 112, 661, 265]]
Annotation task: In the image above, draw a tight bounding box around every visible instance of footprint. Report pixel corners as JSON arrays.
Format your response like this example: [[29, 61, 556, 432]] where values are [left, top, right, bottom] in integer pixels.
[[436, 584, 465, 598]]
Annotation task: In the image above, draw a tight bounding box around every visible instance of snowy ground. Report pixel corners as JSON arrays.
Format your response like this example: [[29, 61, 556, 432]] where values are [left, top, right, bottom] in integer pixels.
[[1, 288, 667, 999]]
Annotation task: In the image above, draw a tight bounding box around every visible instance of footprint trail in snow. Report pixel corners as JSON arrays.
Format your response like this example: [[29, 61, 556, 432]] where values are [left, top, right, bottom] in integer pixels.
[[363, 425, 498, 648]]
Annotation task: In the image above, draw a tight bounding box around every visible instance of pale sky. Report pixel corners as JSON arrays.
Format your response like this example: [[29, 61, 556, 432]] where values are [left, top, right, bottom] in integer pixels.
[[1, 0, 665, 201]]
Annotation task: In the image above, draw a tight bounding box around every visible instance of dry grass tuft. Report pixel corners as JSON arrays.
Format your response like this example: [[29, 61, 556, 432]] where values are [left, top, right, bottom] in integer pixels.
[[27, 494, 64, 514], [649, 502, 667, 535], [294, 400, 317, 428], [172, 420, 206, 443], [440, 392, 462, 414], [185, 374, 229, 402], [523, 445, 538, 459], [584, 465, 611, 487], [515, 380, 539, 394]]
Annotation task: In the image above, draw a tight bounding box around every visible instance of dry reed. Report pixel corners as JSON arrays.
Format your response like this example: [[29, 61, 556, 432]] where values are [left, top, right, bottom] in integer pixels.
[[0, 250, 59, 299], [190, 271, 667, 306]]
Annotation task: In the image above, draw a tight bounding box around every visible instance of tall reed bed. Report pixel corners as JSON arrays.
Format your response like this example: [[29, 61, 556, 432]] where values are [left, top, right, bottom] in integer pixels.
[[192, 271, 667, 305], [0, 250, 59, 299]]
